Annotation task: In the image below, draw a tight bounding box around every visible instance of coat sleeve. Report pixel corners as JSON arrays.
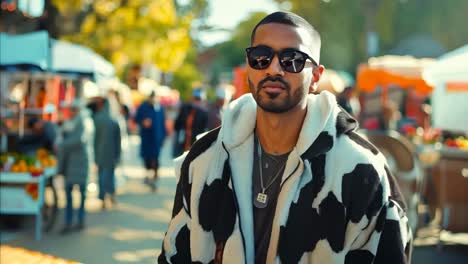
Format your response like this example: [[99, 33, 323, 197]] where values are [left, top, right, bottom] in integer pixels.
[[373, 201, 413, 263], [93, 119, 101, 162], [373, 169, 413, 263], [114, 120, 122, 162], [158, 152, 192, 263], [161, 107, 167, 140], [134, 103, 145, 124], [345, 167, 412, 264]]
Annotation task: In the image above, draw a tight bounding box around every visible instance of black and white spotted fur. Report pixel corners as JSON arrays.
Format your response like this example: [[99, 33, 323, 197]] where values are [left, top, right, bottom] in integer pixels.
[[158, 92, 412, 264]]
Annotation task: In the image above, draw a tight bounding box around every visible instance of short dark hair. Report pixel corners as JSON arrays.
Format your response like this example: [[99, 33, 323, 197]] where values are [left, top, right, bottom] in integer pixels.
[[250, 11, 321, 63], [27, 117, 40, 129]]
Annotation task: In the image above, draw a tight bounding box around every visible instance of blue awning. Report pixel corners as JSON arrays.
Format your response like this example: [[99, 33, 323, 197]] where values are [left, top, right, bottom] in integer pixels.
[[0, 31, 115, 81], [0, 31, 50, 71]]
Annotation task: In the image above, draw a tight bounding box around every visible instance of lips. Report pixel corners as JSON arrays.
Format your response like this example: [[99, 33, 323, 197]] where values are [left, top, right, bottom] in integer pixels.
[[262, 81, 286, 93]]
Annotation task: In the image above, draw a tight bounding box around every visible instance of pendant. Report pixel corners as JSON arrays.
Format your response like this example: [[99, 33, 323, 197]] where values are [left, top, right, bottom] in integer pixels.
[[254, 192, 268, 208]]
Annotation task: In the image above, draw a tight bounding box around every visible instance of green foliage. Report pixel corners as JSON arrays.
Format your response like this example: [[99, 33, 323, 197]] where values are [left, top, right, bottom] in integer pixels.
[[208, 12, 268, 84], [49, 0, 213, 101], [169, 41, 205, 100], [51, 0, 209, 79], [172, 64, 203, 100], [391, 0, 468, 51], [271, 0, 468, 72]]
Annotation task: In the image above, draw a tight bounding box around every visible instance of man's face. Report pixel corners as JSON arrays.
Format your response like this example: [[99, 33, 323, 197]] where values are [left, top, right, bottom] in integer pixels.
[[33, 121, 44, 134], [247, 23, 323, 113]]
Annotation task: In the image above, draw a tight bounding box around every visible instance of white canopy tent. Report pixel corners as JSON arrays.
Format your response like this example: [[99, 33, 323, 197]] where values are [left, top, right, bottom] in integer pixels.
[[423, 45, 468, 132], [50, 39, 115, 81]]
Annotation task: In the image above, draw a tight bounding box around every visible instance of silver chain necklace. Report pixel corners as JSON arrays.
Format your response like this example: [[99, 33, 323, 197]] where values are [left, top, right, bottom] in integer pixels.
[[254, 139, 287, 209]]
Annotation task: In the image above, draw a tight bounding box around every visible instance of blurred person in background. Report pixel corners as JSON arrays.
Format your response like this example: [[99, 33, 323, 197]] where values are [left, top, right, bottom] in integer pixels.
[[107, 89, 130, 173], [135, 90, 166, 191], [17, 117, 58, 155], [173, 88, 208, 157], [159, 11, 411, 263], [109, 90, 129, 118], [91, 97, 121, 209], [108, 89, 131, 135], [207, 87, 231, 130], [379, 100, 402, 131], [337, 86, 360, 118], [17, 116, 60, 229], [56, 99, 92, 234]]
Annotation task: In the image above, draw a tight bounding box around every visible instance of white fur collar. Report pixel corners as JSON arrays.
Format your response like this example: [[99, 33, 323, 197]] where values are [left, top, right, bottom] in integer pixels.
[[219, 91, 339, 154]]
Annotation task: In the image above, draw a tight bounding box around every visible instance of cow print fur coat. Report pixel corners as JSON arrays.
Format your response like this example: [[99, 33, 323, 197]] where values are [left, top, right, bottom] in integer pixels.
[[159, 92, 412, 264]]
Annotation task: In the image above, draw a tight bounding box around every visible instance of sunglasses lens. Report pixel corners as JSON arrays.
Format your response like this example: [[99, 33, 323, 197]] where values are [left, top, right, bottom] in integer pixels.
[[247, 46, 312, 73], [280, 50, 306, 73], [247, 46, 273, 69]]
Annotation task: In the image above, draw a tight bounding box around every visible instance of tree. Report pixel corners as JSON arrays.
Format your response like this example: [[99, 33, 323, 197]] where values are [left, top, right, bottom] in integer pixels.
[[48, 0, 209, 84], [52, 0, 211, 97], [203, 12, 268, 85], [172, 47, 204, 100], [54, 0, 192, 76], [272, 0, 468, 72]]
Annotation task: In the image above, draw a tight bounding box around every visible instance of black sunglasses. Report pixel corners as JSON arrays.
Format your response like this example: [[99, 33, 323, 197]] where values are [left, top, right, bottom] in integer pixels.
[[246, 45, 317, 73]]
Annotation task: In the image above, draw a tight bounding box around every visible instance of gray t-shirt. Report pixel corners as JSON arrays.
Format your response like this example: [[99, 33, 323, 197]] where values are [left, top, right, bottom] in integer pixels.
[[253, 137, 289, 264]]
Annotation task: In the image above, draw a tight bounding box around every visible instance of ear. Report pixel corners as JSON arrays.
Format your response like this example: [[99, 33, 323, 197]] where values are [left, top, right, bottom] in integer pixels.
[[309, 65, 325, 93]]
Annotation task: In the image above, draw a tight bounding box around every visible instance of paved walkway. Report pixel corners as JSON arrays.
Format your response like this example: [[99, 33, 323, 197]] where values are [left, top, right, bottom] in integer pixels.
[[1, 135, 467, 263]]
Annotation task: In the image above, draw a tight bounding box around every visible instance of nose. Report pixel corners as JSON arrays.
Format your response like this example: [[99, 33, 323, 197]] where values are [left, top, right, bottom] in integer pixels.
[[265, 53, 284, 76]]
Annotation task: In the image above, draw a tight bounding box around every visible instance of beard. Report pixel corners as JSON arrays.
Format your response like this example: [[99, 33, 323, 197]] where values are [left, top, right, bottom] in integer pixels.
[[248, 76, 306, 113]]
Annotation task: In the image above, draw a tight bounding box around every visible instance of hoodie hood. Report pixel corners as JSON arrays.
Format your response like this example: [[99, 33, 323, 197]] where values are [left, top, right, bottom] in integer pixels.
[[218, 91, 357, 154]]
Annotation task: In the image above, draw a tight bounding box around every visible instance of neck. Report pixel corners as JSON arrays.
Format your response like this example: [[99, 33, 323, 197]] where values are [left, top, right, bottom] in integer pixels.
[[256, 104, 307, 155]]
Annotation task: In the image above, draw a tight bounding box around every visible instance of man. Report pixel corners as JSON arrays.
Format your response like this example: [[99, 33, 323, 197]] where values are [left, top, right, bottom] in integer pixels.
[[159, 12, 411, 263], [57, 99, 91, 233], [12, 117, 58, 231], [207, 87, 232, 130], [173, 88, 208, 157], [337, 86, 360, 118], [17, 117, 57, 154], [92, 97, 121, 209], [135, 90, 167, 191]]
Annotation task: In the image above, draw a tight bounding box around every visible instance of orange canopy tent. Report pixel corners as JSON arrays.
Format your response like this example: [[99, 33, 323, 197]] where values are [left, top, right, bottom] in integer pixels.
[[356, 55, 435, 95], [357, 56, 436, 129]]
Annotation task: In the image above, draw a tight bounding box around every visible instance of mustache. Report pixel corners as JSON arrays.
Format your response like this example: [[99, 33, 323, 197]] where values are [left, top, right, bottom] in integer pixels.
[[257, 76, 290, 90]]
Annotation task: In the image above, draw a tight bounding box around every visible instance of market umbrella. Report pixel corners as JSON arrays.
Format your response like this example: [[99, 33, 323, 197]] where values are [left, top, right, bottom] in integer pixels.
[[50, 39, 115, 81]]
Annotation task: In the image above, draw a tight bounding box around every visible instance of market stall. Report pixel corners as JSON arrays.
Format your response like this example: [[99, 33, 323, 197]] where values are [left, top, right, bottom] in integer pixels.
[[356, 55, 434, 130], [355, 55, 437, 236], [421, 45, 468, 235], [423, 44, 468, 132], [0, 153, 57, 240], [1, 31, 115, 240]]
